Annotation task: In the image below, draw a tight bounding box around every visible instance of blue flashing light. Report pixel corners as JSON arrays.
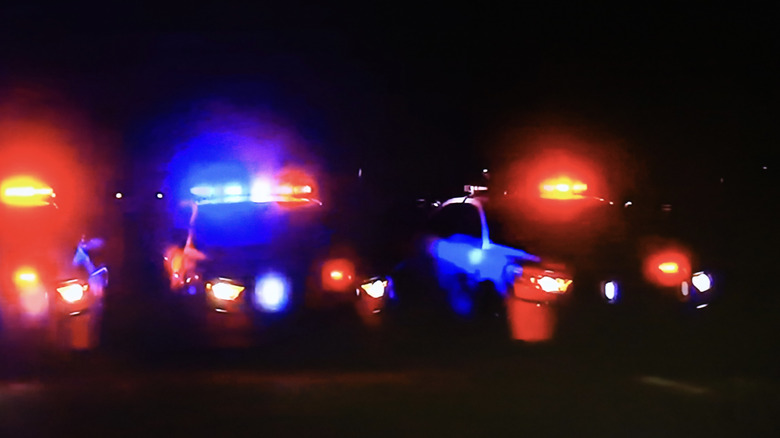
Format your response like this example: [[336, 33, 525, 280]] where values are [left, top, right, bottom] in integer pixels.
[[190, 186, 216, 197], [431, 235, 538, 289], [468, 248, 484, 265], [431, 235, 485, 277], [429, 234, 540, 315], [253, 273, 291, 313]]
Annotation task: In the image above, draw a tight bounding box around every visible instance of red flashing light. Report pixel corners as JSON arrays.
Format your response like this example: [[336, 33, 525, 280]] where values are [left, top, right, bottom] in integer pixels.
[[322, 258, 355, 292], [645, 250, 690, 286]]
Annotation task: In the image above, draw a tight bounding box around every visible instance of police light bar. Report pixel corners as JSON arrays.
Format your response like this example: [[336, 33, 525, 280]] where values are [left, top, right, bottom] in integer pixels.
[[538, 176, 588, 200], [464, 185, 488, 195], [191, 178, 317, 205], [1, 175, 55, 206]]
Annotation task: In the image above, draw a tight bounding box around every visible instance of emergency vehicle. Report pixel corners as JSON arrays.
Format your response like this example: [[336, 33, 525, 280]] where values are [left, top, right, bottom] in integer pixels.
[[161, 163, 388, 344], [386, 184, 574, 342], [385, 164, 719, 343], [522, 175, 719, 316], [0, 175, 108, 351]]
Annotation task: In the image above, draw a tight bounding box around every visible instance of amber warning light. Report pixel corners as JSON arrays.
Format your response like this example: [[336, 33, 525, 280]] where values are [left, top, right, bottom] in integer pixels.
[[538, 176, 588, 200], [1, 175, 55, 207]]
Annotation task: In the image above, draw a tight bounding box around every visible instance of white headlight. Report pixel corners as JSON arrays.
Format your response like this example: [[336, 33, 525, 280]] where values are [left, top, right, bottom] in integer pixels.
[[210, 281, 245, 301], [602, 281, 619, 303], [57, 282, 87, 303], [692, 272, 712, 292], [537, 276, 558, 292], [360, 279, 387, 299]]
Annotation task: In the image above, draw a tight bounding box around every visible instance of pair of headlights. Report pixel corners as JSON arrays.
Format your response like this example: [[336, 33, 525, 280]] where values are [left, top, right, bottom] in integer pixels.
[[601, 271, 713, 304], [206, 275, 390, 313]]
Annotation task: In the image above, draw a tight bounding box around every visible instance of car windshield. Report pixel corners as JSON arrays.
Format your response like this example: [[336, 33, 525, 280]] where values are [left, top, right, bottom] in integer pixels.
[[484, 195, 629, 262], [0, 203, 63, 249], [188, 201, 325, 250]]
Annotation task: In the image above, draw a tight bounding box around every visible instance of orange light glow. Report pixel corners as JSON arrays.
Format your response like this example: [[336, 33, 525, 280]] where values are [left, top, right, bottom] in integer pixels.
[[13, 267, 48, 316], [539, 176, 588, 200], [322, 258, 355, 291], [14, 267, 39, 286], [1, 175, 54, 206], [275, 166, 317, 201], [644, 250, 691, 287]]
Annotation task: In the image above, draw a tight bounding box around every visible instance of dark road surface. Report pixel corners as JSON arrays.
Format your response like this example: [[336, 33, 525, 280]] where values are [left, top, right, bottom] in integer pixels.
[[2, 226, 779, 438], [2, 292, 779, 438]]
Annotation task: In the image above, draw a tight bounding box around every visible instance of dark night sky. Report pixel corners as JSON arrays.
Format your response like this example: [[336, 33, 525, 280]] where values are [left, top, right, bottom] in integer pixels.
[[0, 2, 776, 198]]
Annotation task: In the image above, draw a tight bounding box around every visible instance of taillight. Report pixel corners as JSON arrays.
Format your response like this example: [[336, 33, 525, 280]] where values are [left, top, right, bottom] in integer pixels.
[[322, 258, 355, 292]]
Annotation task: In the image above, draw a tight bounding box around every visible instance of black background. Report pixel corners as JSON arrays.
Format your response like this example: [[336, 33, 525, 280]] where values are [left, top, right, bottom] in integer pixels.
[[0, 2, 776, 198]]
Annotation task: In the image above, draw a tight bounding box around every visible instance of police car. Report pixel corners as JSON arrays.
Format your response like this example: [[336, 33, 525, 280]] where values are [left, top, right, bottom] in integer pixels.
[[161, 164, 388, 344], [387, 184, 574, 342], [482, 170, 720, 339], [0, 175, 108, 351], [386, 164, 720, 343]]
